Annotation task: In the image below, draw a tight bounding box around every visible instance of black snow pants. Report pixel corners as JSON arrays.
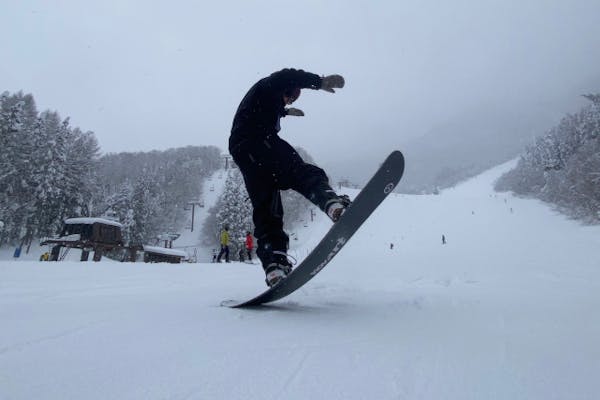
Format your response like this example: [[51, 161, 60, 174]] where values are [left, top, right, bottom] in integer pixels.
[[230, 135, 338, 269], [216, 245, 229, 263]]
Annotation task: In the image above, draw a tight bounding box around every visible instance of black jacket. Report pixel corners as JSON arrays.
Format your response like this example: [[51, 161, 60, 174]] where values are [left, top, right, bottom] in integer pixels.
[[229, 69, 322, 150]]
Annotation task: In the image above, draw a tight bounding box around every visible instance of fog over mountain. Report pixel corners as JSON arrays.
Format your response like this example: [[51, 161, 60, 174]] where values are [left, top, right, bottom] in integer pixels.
[[3, 1, 600, 182], [323, 74, 600, 193]]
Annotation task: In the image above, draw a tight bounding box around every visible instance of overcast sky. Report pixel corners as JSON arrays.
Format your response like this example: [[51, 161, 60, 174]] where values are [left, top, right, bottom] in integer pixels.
[[2, 0, 600, 175]]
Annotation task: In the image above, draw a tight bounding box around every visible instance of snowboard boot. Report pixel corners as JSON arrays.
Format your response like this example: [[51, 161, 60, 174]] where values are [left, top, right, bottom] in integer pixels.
[[325, 194, 352, 222], [264, 251, 294, 287]]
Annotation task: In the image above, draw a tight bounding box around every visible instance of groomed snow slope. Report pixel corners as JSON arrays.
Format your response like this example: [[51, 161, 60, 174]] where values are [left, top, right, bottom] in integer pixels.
[[1, 160, 599, 400]]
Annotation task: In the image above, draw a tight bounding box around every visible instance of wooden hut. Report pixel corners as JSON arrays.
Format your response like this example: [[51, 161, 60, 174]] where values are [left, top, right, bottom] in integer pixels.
[[143, 246, 187, 264], [41, 217, 124, 261], [60, 217, 124, 246]]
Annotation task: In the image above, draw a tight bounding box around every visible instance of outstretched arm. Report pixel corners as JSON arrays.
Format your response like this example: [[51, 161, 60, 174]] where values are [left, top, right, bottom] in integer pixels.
[[267, 68, 345, 101], [268, 68, 322, 91]]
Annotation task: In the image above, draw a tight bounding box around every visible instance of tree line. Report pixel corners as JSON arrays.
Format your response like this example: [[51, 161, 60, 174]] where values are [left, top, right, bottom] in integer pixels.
[[495, 93, 600, 223], [0, 90, 222, 248], [95, 145, 221, 245]]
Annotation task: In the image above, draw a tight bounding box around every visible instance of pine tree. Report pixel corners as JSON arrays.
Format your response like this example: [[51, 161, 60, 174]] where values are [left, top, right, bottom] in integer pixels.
[[129, 173, 162, 244], [31, 111, 69, 238], [0, 92, 38, 244], [215, 169, 253, 255], [0, 93, 23, 242], [63, 127, 100, 216], [106, 182, 135, 244]]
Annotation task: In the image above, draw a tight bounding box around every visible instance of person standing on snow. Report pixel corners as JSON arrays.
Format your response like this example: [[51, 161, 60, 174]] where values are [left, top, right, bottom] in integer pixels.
[[245, 231, 254, 261], [229, 68, 350, 287], [216, 226, 230, 263]]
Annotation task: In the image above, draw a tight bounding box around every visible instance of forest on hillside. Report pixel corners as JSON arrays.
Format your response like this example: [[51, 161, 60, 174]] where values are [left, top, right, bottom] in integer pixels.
[[496, 94, 600, 223], [0, 90, 221, 248]]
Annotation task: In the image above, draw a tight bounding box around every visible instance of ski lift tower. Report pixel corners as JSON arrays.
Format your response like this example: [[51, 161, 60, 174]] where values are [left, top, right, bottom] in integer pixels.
[[187, 199, 204, 232], [222, 154, 232, 170]]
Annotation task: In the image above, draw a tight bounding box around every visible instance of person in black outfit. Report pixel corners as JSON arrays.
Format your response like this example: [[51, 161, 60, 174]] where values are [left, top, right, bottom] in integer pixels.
[[229, 68, 350, 287]]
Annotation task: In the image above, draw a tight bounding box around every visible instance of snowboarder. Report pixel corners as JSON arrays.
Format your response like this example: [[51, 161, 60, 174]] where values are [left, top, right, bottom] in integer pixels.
[[229, 68, 350, 286], [216, 226, 230, 263], [245, 232, 253, 261]]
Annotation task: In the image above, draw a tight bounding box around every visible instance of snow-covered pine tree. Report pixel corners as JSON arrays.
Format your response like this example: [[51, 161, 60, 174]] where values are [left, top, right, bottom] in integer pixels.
[[129, 173, 162, 244], [105, 182, 135, 244], [0, 92, 39, 244], [62, 127, 100, 217], [215, 169, 253, 256], [0, 93, 24, 243], [30, 111, 69, 238]]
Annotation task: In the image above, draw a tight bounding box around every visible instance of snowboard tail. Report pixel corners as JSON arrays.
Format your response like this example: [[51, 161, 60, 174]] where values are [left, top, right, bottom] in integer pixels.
[[225, 150, 405, 308]]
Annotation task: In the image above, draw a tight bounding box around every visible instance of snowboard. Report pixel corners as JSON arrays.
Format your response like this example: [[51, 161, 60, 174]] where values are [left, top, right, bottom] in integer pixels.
[[223, 150, 405, 308]]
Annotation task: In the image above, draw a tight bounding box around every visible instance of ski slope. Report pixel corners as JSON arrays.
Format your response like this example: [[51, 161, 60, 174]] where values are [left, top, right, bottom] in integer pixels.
[[1, 161, 599, 400], [169, 169, 227, 262]]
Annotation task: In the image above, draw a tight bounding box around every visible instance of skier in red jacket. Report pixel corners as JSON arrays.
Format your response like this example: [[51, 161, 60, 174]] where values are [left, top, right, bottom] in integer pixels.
[[245, 232, 253, 261]]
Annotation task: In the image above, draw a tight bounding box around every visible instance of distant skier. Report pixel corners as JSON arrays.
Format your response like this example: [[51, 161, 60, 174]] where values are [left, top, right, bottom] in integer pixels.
[[216, 226, 230, 263], [245, 232, 253, 261], [229, 68, 350, 286], [442, 234, 446, 245]]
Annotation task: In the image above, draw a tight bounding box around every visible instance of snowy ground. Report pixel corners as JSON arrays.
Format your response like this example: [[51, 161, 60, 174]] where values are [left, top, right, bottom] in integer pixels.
[[1, 161, 599, 400]]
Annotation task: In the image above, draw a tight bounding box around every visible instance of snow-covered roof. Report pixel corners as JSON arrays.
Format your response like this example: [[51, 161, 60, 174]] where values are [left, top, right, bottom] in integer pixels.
[[64, 217, 123, 228], [58, 234, 82, 242], [143, 245, 187, 258]]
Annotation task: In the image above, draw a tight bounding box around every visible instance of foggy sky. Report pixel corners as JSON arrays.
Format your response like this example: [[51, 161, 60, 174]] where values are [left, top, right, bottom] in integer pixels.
[[2, 0, 600, 180]]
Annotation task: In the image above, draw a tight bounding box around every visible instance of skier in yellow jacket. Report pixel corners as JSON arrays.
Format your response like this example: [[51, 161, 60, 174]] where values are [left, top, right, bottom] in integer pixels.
[[216, 226, 230, 263]]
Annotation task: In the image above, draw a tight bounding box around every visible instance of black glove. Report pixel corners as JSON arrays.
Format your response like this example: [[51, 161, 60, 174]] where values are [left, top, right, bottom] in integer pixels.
[[321, 74, 345, 93], [286, 107, 305, 116]]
